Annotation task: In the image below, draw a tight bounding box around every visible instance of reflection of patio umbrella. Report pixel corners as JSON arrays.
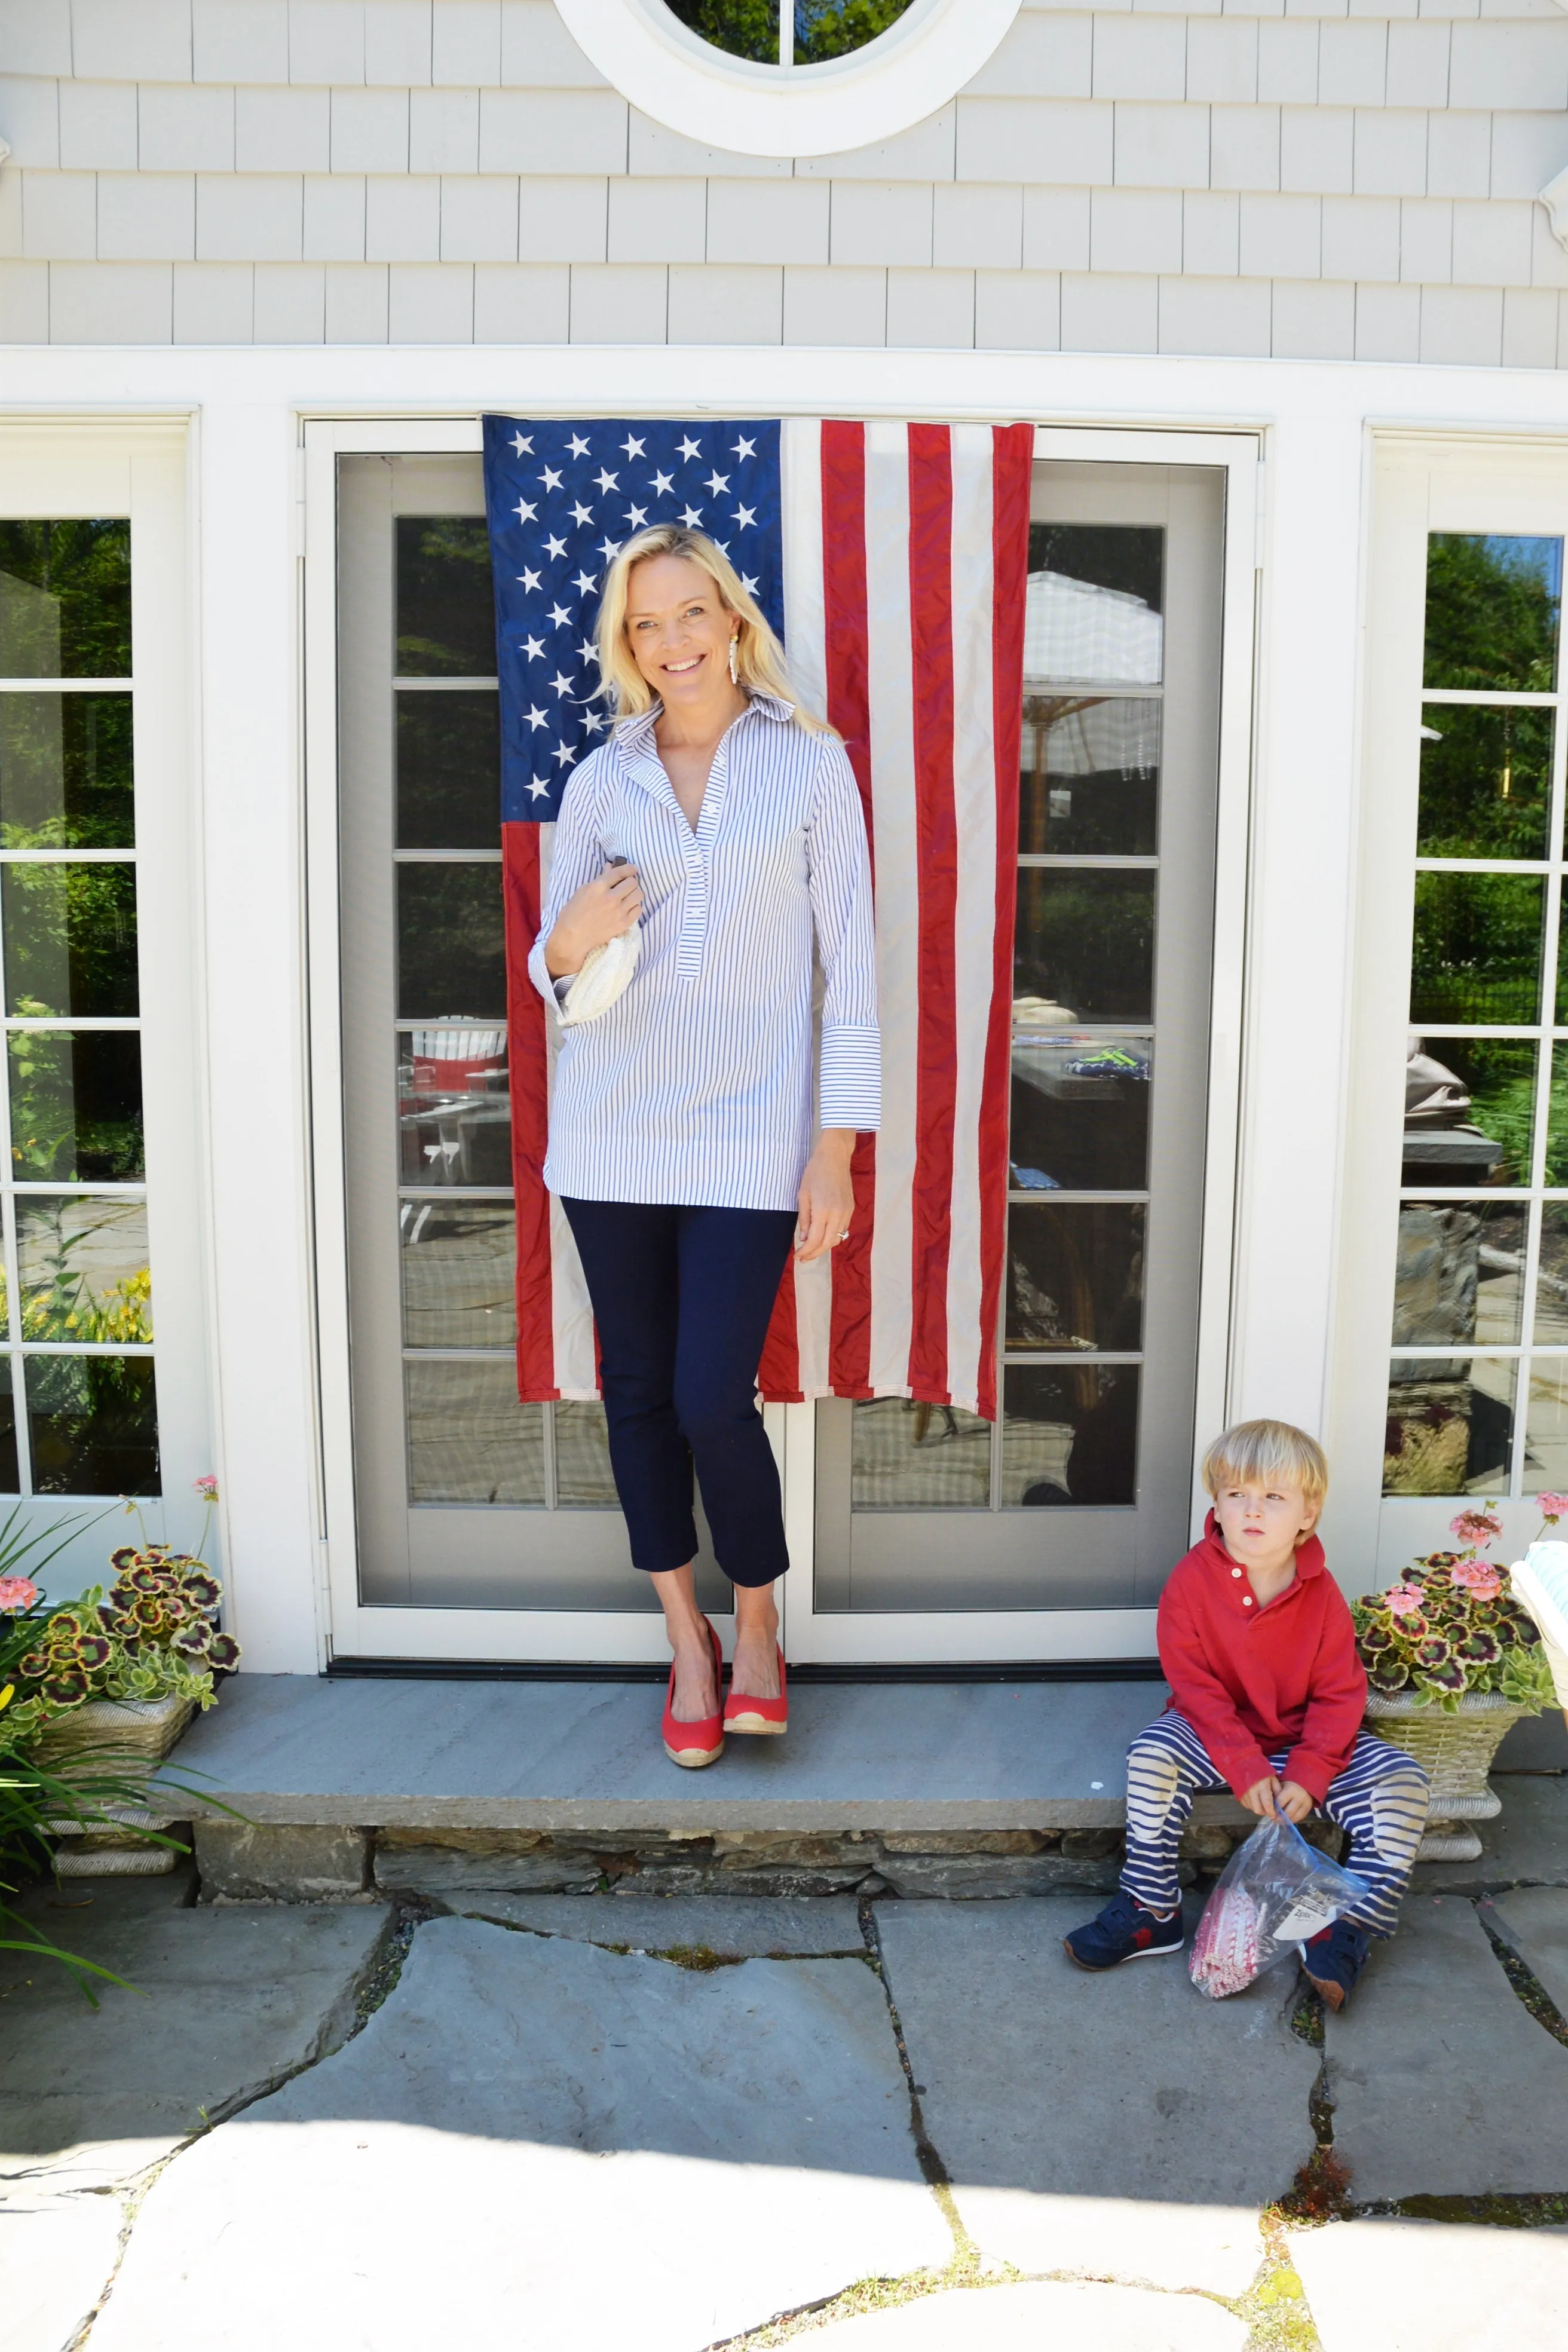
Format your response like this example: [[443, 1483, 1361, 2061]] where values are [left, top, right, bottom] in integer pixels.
[[1024, 572, 1163, 684]]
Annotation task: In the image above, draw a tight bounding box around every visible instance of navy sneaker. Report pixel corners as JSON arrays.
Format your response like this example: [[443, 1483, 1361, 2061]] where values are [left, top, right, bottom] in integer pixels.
[[1301, 1919, 1373, 2011], [1062, 1889, 1184, 1971]]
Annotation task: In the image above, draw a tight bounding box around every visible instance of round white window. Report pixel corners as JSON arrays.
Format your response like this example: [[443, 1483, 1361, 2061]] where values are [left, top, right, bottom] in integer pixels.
[[553, 0, 1023, 157]]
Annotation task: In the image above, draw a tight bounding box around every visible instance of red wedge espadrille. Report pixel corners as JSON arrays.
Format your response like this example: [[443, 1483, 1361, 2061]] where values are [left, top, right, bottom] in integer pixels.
[[723, 1644, 788, 1737], [661, 1615, 726, 1769]]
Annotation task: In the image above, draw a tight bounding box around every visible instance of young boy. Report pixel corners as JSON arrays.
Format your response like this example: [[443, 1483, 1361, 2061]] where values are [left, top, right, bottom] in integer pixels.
[[1064, 1419, 1429, 2010]]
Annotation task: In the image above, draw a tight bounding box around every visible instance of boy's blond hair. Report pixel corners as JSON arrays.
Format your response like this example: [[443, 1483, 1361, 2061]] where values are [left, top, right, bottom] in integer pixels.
[[1202, 1419, 1329, 1523]]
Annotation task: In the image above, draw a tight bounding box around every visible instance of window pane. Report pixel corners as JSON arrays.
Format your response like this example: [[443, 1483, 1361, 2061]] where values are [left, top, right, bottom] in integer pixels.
[[1383, 1357, 1514, 1496], [1016, 871, 1155, 1024], [397, 690, 500, 850], [26, 1355, 158, 1496], [0, 521, 131, 679], [17, 1196, 151, 1342], [8, 1030, 143, 1182], [1417, 704, 1551, 861], [554, 1399, 620, 1507], [405, 1358, 544, 1505], [0, 1359, 17, 1491], [1007, 1202, 1144, 1353], [1002, 1364, 1138, 1507], [399, 1025, 511, 1187], [1410, 872, 1544, 1024], [1019, 696, 1159, 856], [850, 1395, 991, 1510], [664, 2, 780, 63], [794, 2, 914, 63], [1392, 1200, 1524, 1349], [395, 518, 496, 678], [397, 862, 505, 1019], [1026, 525, 1163, 685], [400, 1200, 515, 1349], [0, 692, 134, 847], [1010, 1028, 1150, 1192], [1536, 1205, 1568, 1345], [1524, 1358, 1568, 1496], [1423, 534, 1561, 694], [2, 862, 137, 1017], [1406, 1037, 1534, 1189]]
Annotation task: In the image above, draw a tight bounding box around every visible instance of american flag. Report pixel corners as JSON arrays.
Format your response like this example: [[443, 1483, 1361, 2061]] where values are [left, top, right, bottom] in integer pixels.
[[484, 415, 1033, 1420]]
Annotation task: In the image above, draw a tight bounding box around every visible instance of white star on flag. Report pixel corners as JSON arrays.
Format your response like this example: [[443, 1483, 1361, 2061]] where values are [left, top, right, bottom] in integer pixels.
[[651, 471, 674, 496], [598, 538, 621, 563], [522, 634, 544, 660], [546, 534, 568, 560], [570, 501, 593, 526], [524, 705, 547, 730], [511, 432, 533, 455], [554, 741, 577, 767], [595, 469, 619, 493], [548, 603, 572, 628], [733, 436, 756, 459], [621, 435, 647, 458], [528, 777, 551, 798], [568, 433, 590, 457], [734, 505, 757, 529], [513, 497, 536, 523], [678, 436, 702, 461], [518, 567, 541, 592], [578, 638, 599, 664], [550, 671, 574, 697], [680, 506, 703, 528], [624, 505, 648, 529], [572, 570, 598, 597], [540, 466, 563, 491], [704, 471, 730, 496]]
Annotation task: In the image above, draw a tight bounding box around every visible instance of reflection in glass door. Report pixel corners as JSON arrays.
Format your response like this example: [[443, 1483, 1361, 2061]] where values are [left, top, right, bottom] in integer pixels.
[[815, 463, 1224, 1616]]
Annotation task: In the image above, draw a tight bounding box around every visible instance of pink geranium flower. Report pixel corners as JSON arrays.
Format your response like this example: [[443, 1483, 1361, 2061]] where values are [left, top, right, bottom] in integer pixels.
[[1449, 1508, 1503, 1548], [194, 1475, 219, 1500], [0, 1576, 38, 1612], [1386, 1585, 1427, 1618], [1450, 1558, 1503, 1599], [1536, 1493, 1568, 1523]]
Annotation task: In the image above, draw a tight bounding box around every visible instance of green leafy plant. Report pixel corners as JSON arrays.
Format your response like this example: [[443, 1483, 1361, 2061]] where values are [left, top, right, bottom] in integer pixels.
[[1353, 1505, 1558, 1714]]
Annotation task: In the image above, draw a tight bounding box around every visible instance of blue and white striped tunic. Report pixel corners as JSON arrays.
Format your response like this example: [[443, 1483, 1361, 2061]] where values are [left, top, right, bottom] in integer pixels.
[[528, 692, 881, 1211]]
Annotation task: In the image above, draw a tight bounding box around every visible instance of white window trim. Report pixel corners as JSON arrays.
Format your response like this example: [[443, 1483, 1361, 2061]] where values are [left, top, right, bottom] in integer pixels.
[[303, 408, 1257, 1667], [553, 0, 1023, 157]]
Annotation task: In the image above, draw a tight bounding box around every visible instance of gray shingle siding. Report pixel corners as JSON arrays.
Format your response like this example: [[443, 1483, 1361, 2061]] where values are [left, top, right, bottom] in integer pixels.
[[2, 0, 1567, 362]]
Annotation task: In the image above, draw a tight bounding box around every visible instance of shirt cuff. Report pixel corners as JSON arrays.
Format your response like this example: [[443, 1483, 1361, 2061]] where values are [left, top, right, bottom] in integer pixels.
[[820, 1024, 881, 1132], [527, 939, 567, 1020]]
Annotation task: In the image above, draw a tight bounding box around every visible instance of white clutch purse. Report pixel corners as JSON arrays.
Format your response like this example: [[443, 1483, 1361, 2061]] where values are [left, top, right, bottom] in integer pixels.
[[558, 858, 640, 1026]]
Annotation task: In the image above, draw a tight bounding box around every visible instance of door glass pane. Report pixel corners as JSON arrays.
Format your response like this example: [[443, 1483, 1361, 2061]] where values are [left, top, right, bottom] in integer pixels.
[[26, 1355, 158, 1496], [1392, 1200, 1524, 1348], [396, 518, 496, 677], [1417, 705, 1552, 861], [397, 691, 501, 850], [17, 1196, 151, 1341], [0, 1358, 17, 1492], [399, 1025, 511, 1187], [1383, 1356, 1515, 1496], [1007, 1203, 1145, 1353], [1410, 872, 1544, 1024], [400, 1200, 515, 1349], [405, 1359, 546, 1505], [1423, 534, 1561, 694], [1026, 525, 1163, 684], [0, 520, 131, 678], [1010, 1028, 1150, 1190], [850, 1396, 991, 1509], [1406, 1036, 1534, 1189], [554, 1401, 620, 1507], [1019, 696, 1159, 856], [2, 863, 137, 1016], [1524, 1359, 1568, 1494], [0, 692, 134, 846], [1535, 1205, 1568, 1345], [1001, 1365, 1138, 1507], [397, 863, 505, 1019], [8, 1030, 143, 1181], [1016, 870, 1156, 1023]]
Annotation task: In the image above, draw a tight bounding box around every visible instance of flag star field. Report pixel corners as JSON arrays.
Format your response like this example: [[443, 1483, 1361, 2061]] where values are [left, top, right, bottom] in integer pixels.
[[482, 416, 784, 823]]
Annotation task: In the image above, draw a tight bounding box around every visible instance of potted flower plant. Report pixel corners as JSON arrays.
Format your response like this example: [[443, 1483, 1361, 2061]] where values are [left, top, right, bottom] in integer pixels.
[[1353, 1502, 1558, 1860]]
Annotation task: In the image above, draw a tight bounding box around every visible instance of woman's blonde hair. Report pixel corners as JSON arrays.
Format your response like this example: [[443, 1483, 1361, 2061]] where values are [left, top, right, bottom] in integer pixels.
[[595, 524, 826, 733], [1202, 1419, 1330, 1518]]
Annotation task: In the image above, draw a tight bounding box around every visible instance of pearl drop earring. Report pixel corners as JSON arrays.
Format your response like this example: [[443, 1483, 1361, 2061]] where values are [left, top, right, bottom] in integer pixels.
[[728, 634, 739, 685]]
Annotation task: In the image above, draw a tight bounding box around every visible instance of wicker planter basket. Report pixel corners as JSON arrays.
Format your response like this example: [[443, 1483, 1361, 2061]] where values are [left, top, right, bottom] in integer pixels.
[[29, 1691, 197, 1772], [1364, 1688, 1535, 1863]]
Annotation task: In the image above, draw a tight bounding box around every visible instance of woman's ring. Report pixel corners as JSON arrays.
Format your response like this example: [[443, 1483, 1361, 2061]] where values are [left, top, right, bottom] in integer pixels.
[[838, 1230, 851, 1242]]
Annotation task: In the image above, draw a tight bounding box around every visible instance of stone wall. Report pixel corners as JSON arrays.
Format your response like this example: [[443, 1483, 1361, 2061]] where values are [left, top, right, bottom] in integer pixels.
[[2, 0, 1568, 363]]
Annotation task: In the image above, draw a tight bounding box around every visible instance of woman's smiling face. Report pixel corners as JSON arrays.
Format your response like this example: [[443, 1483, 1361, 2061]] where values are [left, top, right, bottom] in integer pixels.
[[623, 553, 737, 708]]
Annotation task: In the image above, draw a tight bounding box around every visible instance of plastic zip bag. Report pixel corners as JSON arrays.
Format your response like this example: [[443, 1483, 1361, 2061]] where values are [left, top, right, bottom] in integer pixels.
[[1189, 1815, 1371, 2000]]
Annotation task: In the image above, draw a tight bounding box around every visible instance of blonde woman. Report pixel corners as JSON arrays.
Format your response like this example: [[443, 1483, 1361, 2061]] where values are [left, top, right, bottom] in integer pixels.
[[528, 527, 880, 1767]]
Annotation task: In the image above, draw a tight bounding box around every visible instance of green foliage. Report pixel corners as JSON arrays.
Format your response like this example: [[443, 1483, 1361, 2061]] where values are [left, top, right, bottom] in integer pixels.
[[1424, 534, 1561, 694], [1410, 870, 1544, 1025], [14, 1198, 152, 1345], [1, 859, 138, 1017], [1417, 705, 1552, 862], [1354, 1549, 1554, 1713], [394, 518, 495, 678], [0, 691, 135, 850], [8, 1026, 143, 1183], [794, 0, 914, 61], [1, 1546, 238, 1749], [0, 520, 131, 679], [664, 0, 779, 60]]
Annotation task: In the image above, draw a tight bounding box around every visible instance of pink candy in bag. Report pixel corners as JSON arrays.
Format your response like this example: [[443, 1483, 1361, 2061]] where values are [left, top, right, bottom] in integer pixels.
[[1189, 1815, 1371, 2000]]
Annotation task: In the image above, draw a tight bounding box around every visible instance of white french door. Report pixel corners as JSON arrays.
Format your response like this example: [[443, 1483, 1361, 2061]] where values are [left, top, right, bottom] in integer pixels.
[[307, 419, 1255, 1667]]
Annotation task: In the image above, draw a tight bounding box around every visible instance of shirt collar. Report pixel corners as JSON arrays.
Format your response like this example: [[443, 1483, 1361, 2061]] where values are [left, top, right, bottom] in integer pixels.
[[615, 690, 795, 757]]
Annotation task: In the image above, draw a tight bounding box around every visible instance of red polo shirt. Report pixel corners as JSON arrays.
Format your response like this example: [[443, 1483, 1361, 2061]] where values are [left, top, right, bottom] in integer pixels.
[[1156, 1512, 1368, 1803]]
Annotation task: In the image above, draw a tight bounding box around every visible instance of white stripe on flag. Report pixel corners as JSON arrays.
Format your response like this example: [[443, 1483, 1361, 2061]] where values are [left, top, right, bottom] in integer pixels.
[[864, 421, 919, 1401], [541, 820, 601, 1398], [945, 425, 1000, 1417]]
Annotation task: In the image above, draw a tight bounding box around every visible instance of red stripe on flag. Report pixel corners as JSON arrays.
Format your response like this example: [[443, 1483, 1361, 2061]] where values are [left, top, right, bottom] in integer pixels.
[[976, 424, 1034, 1424], [758, 1247, 803, 1404], [822, 421, 877, 1401], [906, 424, 959, 1406], [503, 822, 560, 1402]]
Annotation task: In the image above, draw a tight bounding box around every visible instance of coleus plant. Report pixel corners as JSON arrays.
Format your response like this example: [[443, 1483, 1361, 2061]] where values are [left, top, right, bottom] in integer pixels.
[[1352, 1502, 1560, 1714]]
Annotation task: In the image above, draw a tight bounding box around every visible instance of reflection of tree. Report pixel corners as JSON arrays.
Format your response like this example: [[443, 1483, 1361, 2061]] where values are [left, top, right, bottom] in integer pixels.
[[26, 1355, 158, 1497], [1425, 534, 1560, 693], [0, 521, 131, 678], [19, 1199, 152, 1344], [1016, 871, 1154, 1018], [395, 519, 497, 678], [1419, 705, 1551, 861], [2, 866, 137, 1016], [666, 0, 779, 56], [1411, 871, 1544, 1023], [0, 693, 134, 849], [8, 1032, 143, 1183], [794, 1, 912, 60], [396, 865, 506, 1021]]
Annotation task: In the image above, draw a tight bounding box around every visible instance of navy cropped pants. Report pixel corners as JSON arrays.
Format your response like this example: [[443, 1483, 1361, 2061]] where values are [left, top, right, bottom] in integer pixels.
[[560, 1199, 797, 1588]]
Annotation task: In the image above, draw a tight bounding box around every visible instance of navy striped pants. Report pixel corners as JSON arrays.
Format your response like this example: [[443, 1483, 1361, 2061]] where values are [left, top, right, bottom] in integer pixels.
[[1120, 1711, 1430, 1937]]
